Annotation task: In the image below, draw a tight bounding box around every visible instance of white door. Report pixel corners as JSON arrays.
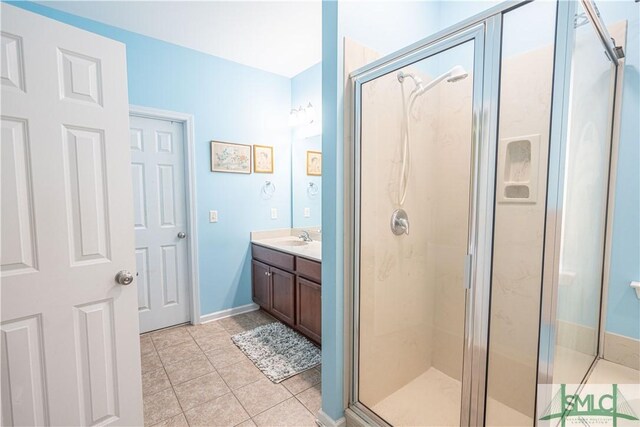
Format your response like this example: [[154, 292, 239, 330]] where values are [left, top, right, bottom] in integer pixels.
[[1, 5, 143, 426], [129, 115, 190, 333]]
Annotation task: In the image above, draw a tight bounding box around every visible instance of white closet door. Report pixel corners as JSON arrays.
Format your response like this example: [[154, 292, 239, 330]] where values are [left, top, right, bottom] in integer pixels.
[[130, 115, 190, 333], [1, 5, 143, 426]]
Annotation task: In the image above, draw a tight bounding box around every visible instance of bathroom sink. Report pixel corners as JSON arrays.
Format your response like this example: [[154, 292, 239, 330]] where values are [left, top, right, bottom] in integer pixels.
[[277, 240, 309, 247]]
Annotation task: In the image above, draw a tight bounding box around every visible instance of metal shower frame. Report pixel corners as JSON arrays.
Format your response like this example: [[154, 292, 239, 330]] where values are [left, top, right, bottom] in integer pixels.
[[346, 0, 623, 425]]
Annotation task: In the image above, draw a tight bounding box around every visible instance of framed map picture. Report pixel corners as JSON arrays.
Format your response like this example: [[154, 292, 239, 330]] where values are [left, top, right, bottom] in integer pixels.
[[211, 141, 251, 174], [253, 145, 274, 173], [307, 151, 322, 176]]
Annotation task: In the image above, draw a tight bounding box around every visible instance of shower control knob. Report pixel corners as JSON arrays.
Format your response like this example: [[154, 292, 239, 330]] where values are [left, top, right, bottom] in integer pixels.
[[391, 209, 410, 236]]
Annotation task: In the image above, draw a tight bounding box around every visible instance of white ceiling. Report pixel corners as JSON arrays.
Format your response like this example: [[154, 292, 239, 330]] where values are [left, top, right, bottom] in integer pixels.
[[38, 1, 321, 77]]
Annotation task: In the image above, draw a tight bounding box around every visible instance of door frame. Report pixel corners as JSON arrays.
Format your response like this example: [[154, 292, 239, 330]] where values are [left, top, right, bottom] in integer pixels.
[[129, 105, 201, 325], [347, 17, 501, 427]]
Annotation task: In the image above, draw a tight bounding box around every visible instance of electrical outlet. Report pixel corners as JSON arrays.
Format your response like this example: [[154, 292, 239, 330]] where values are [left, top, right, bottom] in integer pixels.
[[304, 207, 311, 218], [271, 208, 278, 219], [209, 210, 218, 223]]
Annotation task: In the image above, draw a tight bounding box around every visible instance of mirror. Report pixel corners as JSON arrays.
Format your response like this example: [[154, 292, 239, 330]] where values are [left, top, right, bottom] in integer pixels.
[[290, 64, 322, 229]]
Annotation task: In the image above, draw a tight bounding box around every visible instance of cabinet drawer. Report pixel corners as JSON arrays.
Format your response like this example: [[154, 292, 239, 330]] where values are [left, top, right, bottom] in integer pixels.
[[296, 257, 321, 283], [252, 244, 295, 272]]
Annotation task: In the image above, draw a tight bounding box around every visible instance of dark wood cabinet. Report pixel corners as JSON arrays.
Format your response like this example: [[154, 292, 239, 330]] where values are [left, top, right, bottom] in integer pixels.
[[270, 267, 295, 325], [296, 277, 321, 343], [251, 260, 271, 309], [251, 243, 321, 344]]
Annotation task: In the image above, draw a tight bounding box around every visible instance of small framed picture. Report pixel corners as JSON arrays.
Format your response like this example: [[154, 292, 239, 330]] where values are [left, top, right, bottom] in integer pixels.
[[307, 151, 322, 176], [253, 145, 274, 173], [211, 141, 251, 174]]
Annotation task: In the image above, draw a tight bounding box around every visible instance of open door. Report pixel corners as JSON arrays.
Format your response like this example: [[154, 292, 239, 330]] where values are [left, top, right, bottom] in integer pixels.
[[1, 5, 143, 425]]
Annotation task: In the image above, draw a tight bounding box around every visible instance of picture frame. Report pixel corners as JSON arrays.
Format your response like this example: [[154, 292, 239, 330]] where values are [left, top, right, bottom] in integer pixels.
[[253, 145, 274, 173], [211, 141, 252, 174], [306, 150, 322, 176]]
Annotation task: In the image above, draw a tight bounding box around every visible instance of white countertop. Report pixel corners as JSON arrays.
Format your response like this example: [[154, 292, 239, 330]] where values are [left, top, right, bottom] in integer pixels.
[[250, 229, 321, 262]]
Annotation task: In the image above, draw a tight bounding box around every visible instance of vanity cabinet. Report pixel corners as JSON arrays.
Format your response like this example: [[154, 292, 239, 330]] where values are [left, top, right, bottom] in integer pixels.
[[251, 244, 321, 344]]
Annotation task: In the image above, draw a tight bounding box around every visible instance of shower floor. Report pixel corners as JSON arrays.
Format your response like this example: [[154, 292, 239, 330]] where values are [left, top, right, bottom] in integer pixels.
[[371, 367, 531, 426]]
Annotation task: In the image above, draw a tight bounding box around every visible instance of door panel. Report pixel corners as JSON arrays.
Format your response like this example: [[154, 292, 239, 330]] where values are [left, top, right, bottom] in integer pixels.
[[252, 260, 271, 309], [0, 4, 142, 426], [130, 115, 190, 333], [0, 315, 47, 426], [270, 267, 295, 325], [0, 117, 36, 275]]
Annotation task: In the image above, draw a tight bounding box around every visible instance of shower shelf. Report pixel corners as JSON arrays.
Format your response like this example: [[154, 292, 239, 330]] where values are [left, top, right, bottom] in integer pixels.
[[497, 134, 541, 204]]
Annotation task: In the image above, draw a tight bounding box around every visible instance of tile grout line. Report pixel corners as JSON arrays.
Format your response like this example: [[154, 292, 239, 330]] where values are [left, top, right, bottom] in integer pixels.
[[142, 315, 320, 426], [184, 321, 256, 423], [199, 318, 297, 423]]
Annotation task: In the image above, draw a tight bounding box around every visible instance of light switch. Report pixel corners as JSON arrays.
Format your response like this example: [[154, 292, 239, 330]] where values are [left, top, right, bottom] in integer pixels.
[[209, 210, 218, 223], [271, 208, 278, 219], [304, 207, 311, 218]]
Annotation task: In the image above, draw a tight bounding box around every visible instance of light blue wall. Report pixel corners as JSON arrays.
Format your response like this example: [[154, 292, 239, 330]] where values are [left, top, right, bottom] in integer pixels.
[[321, 1, 341, 421], [10, 1, 293, 316], [291, 63, 322, 228]]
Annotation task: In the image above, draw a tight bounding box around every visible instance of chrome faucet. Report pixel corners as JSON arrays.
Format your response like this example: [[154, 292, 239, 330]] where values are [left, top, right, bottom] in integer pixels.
[[298, 230, 313, 242]]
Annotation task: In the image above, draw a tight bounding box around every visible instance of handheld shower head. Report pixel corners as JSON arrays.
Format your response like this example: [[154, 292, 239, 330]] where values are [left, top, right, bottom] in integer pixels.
[[410, 65, 469, 96], [446, 65, 468, 82]]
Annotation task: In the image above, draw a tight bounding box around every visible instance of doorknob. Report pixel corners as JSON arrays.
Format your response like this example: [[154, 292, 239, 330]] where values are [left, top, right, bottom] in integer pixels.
[[177, 232, 186, 239], [115, 270, 134, 285]]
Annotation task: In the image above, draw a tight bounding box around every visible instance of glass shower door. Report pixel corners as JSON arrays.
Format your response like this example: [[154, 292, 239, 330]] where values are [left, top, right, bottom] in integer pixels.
[[352, 28, 483, 427], [552, 0, 618, 386]]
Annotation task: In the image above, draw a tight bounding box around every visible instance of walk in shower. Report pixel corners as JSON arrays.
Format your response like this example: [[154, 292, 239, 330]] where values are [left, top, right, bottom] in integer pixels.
[[347, 0, 628, 425]]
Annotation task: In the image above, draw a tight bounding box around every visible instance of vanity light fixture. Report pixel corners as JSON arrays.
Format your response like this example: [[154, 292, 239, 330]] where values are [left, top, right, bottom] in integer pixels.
[[289, 102, 315, 127]]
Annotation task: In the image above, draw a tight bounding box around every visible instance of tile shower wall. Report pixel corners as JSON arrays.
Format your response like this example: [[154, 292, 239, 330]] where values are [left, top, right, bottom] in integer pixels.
[[13, 2, 293, 316], [486, 43, 554, 419], [358, 64, 438, 406], [322, 2, 443, 419], [358, 42, 474, 410]]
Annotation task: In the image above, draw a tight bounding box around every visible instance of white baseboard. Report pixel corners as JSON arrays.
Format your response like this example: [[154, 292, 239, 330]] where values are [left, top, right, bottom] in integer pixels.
[[199, 303, 259, 324], [316, 409, 346, 427]]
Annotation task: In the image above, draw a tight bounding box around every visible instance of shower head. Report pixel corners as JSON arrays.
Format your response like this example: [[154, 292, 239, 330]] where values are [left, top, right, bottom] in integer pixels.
[[400, 65, 469, 97], [446, 65, 469, 82]]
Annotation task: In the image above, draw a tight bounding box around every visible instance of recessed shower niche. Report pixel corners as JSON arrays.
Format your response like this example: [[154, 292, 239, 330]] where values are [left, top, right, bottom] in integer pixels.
[[497, 134, 540, 203]]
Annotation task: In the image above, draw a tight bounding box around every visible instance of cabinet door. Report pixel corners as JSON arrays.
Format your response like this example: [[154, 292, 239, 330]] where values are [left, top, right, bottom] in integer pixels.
[[271, 266, 296, 325], [252, 260, 271, 310], [296, 277, 321, 343]]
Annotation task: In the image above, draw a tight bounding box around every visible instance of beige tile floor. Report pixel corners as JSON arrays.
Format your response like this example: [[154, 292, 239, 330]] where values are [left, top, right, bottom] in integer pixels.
[[140, 310, 321, 427]]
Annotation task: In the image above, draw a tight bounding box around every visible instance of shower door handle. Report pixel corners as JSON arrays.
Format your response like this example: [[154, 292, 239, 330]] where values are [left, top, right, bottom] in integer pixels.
[[463, 253, 473, 290]]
